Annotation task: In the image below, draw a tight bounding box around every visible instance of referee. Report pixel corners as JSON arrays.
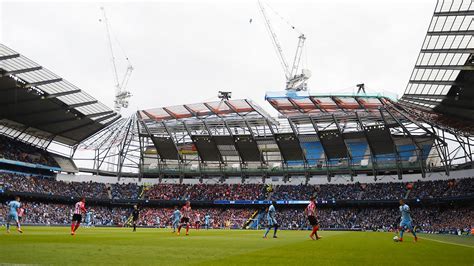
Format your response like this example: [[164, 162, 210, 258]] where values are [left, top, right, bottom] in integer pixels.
[[132, 205, 139, 232]]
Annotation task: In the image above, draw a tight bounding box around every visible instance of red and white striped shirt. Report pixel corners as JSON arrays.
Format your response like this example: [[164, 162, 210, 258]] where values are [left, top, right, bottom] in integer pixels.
[[18, 208, 25, 217], [74, 201, 86, 215], [306, 201, 316, 217], [181, 205, 191, 218]]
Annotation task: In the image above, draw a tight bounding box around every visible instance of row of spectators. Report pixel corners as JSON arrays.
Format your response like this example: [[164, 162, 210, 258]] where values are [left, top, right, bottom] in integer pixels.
[[0, 135, 59, 167], [1, 201, 471, 234], [1, 173, 473, 201]]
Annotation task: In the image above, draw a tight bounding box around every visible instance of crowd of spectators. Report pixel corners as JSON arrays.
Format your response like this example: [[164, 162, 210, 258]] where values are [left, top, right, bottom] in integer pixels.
[[144, 183, 265, 201], [2, 173, 109, 199], [111, 183, 140, 200], [0, 135, 59, 167], [1, 173, 473, 201]]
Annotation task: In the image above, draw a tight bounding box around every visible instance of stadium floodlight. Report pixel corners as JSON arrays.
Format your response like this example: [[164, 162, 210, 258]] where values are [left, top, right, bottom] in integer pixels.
[[218, 91, 232, 100]]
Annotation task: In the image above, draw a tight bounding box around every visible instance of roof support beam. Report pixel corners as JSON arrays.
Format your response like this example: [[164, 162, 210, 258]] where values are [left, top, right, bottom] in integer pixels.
[[45, 89, 81, 98], [1, 66, 42, 76], [402, 94, 446, 99], [384, 108, 426, 178], [69, 100, 98, 108], [0, 54, 19, 60], [426, 30, 474, 36], [433, 10, 474, 16], [24, 78, 62, 88], [408, 80, 457, 86], [86, 110, 114, 118], [420, 48, 474, 54], [414, 65, 474, 71]]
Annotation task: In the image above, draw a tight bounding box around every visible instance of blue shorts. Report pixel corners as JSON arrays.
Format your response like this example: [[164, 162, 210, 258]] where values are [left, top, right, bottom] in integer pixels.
[[7, 213, 19, 223], [172, 220, 179, 226], [267, 218, 277, 226], [400, 220, 413, 230]]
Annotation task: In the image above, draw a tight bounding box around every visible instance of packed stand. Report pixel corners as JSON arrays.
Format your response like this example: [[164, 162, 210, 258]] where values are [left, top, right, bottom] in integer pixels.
[[0, 135, 59, 167], [2, 173, 109, 199], [111, 183, 140, 200], [2, 172, 473, 201]]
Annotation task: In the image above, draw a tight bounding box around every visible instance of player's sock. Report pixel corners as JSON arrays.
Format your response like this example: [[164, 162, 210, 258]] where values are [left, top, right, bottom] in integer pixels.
[[6, 223, 10, 231], [186, 225, 189, 235], [311, 226, 317, 236], [400, 229, 404, 239], [273, 225, 278, 237], [71, 222, 75, 232], [264, 227, 270, 238], [74, 222, 81, 232], [133, 224, 136, 231], [178, 225, 182, 233]]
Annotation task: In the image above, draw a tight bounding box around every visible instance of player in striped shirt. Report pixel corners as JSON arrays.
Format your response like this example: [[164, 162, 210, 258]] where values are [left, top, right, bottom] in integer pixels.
[[305, 196, 321, 240], [177, 201, 191, 236], [71, 197, 86, 235]]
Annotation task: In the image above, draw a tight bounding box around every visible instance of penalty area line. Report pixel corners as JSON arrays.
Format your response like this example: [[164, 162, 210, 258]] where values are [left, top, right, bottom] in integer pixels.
[[418, 236, 473, 249]]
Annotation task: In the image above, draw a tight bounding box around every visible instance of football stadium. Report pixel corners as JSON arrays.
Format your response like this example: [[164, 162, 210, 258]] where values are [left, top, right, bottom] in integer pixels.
[[0, 0, 473, 265]]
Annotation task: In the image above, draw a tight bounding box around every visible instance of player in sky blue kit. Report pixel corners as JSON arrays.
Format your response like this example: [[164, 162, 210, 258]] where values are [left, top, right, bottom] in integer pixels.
[[172, 206, 181, 233], [6, 196, 23, 234], [204, 214, 211, 230], [263, 201, 278, 238], [398, 199, 417, 242]]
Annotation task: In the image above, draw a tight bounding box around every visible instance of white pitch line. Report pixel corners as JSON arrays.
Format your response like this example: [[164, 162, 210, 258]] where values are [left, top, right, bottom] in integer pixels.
[[419, 236, 474, 249]]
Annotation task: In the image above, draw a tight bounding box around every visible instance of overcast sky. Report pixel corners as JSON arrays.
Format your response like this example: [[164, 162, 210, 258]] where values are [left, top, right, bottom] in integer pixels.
[[1, 0, 434, 117]]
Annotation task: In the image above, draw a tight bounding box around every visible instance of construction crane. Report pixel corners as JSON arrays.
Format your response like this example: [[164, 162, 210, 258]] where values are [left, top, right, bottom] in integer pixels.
[[258, 0, 311, 91], [100, 6, 133, 114]]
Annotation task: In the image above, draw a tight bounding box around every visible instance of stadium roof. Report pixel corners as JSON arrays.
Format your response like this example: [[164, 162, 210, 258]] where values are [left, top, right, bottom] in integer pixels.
[[399, 0, 474, 133], [265, 91, 396, 117], [140, 99, 274, 122], [0, 43, 120, 146]]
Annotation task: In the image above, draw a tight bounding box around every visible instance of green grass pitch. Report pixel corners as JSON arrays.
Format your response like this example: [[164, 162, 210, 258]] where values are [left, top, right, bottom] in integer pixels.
[[0, 227, 472, 265]]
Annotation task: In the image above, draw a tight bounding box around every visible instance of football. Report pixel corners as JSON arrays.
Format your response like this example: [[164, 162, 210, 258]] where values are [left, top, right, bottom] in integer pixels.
[[393, 236, 400, 242]]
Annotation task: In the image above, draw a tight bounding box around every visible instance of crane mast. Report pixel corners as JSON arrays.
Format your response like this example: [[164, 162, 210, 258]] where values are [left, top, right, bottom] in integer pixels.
[[100, 6, 133, 114], [257, 1, 311, 91], [258, 0, 291, 80]]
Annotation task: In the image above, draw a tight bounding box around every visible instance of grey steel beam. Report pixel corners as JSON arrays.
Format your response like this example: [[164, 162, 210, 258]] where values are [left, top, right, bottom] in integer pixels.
[[45, 89, 81, 98], [414, 65, 474, 71], [1, 66, 42, 76], [421, 48, 474, 53], [433, 10, 474, 16], [426, 30, 474, 36], [0, 54, 19, 61], [408, 80, 457, 85], [24, 78, 62, 88], [385, 108, 427, 177]]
